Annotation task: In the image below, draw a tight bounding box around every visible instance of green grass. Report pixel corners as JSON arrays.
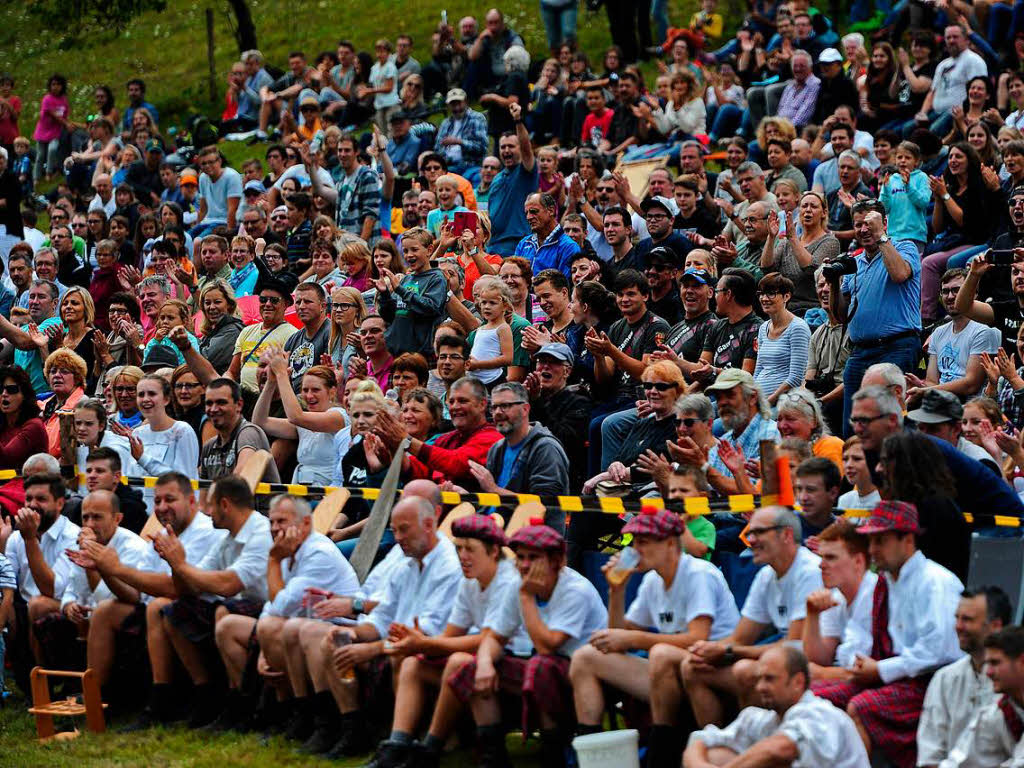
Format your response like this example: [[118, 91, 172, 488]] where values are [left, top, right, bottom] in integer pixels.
[[0, 688, 544, 767]]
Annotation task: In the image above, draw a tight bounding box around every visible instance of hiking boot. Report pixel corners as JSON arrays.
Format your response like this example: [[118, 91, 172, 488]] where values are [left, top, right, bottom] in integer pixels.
[[361, 739, 413, 768], [283, 696, 315, 741], [297, 691, 341, 753], [476, 725, 512, 768], [119, 683, 174, 732], [324, 713, 372, 759]]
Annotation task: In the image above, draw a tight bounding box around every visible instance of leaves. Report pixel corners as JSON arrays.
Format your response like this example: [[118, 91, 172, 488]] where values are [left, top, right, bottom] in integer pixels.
[[28, 0, 168, 47]]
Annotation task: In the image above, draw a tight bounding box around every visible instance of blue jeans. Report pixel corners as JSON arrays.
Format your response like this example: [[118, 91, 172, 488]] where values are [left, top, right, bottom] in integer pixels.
[[842, 334, 921, 436], [708, 103, 743, 141], [901, 110, 953, 139], [650, 0, 670, 45], [336, 527, 395, 559], [540, 2, 578, 49], [601, 407, 640, 470], [189, 221, 226, 238], [947, 244, 989, 270]]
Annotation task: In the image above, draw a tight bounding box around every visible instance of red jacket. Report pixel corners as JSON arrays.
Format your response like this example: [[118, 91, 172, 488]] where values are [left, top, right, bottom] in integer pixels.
[[89, 264, 125, 332], [408, 423, 502, 488]]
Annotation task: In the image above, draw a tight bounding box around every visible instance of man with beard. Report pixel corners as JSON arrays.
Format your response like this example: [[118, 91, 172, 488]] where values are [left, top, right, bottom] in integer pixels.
[[0, 278, 62, 393], [434, 88, 489, 177], [4, 472, 80, 682], [635, 196, 693, 270], [703, 369, 781, 491], [916, 587, 1009, 767], [199, 377, 281, 483], [568, 175, 648, 264], [474, 382, 570, 531], [392, 190, 422, 236], [487, 103, 537, 256], [429, 334, 469, 423]]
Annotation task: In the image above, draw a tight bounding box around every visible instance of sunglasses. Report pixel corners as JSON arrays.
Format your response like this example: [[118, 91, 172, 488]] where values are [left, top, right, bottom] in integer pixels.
[[258, 295, 283, 304], [677, 417, 702, 428], [1, 384, 20, 395], [643, 381, 677, 392]]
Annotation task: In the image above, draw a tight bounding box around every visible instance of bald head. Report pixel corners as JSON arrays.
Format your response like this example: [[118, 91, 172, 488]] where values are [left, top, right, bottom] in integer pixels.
[[82, 489, 122, 544], [402, 479, 442, 516]]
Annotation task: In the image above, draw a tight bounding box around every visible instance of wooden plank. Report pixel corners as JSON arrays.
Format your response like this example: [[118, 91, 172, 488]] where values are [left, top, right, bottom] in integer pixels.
[[438, 502, 476, 540], [312, 488, 351, 535], [349, 438, 409, 583], [237, 449, 272, 492]]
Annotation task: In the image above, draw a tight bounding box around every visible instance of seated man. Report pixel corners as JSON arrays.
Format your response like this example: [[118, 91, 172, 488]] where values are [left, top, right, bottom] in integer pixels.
[[144, 476, 272, 727], [63, 446, 148, 533], [570, 507, 739, 764], [801, 520, 875, 679], [683, 646, 870, 768], [81, 471, 223, 729], [793, 457, 841, 541], [209, 493, 358, 731], [297, 496, 461, 759], [916, 586, 1009, 767], [60, 490, 150, 692], [812, 501, 963, 768], [4, 473, 80, 680], [446, 519, 607, 768], [943, 626, 1024, 768], [673, 507, 822, 765], [366, 514, 526, 768]]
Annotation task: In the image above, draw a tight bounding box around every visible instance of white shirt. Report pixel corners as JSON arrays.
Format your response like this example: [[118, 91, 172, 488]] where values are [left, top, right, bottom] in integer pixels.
[[61, 527, 150, 608], [742, 547, 823, 634], [357, 543, 406, 603], [626, 553, 740, 641], [294, 406, 346, 485], [877, 551, 964, 684], [688, 690, 870, 768], [262, 531, 359, 618], [490, 566, 608, 657], [918, 655, 996, 767], [932, 50, 989, 114], [142, 511, 225, 579], [133, 420, 200, 479], [448, 558, 531, 655], [88, 194, 117, 218], [273, 163, 336, 192], [196, 510, 272, 604], [819, 571, 877, 668], [940, 695, 1024, 768], [837, 489, 880, 510], [368, 536, 462, 638], [5, 514, 80, 601]]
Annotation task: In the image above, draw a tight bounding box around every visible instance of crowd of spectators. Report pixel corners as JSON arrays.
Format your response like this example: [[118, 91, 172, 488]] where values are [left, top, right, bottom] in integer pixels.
[[4, 0, 1024, 765]]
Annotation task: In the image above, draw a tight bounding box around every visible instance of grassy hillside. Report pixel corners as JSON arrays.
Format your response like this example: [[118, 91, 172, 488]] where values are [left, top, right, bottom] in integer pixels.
[[2, 0, 696, 137]]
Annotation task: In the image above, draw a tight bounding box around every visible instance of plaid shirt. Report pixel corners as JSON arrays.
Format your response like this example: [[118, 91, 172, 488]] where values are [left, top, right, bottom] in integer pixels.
[[777, 74, 821, 129], [708, 412, 781, 478], [331, 164, 381, 246], [434, 108, 490, 169]]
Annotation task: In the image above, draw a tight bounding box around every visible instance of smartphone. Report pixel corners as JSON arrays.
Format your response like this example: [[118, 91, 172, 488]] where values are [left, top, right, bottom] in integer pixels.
[[452, 210, 478, 237], [988, 249, 1016, 266]]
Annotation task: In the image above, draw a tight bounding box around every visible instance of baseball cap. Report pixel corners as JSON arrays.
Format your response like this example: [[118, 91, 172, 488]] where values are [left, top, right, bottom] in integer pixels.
[[906, 389, 963, 425], [300, 95, 319, 108], [145, 139, 164, 154], [244, 179, 264, 195], [641, 195, 680, 218], [622, 507, 684, 539], [446, 87, 468, 104], [819, 48, 843, 64], [141, 343, 180, 372], [180, 170, 198, 186], [804, 307, 828, 331], [536, 342, 574, 363], [647, 245, 682, 269], [857, 500, 921, 535], [680, 267, 712, 285], [389, 109, 413, 123], [704, 368, 756, 393]]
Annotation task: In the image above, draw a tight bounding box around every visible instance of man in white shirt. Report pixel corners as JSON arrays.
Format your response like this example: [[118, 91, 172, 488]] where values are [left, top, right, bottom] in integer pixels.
[[206, 493, 358, 733], [917, 586, 1010, 767], [675, 506, 822, 765], [84, 472, 224, 730], [445, 518, 607, 768], [812, 501, 963, 768], [306, 495, 462, 760], [684, 646, 871, 768], [4, 473, 80, 671], [914, 25, 988, 137], [60, 490, 150, 691], [802, 519, 876, 679], [148, 475, 272, 728], [368, 513, 525, 768], [939, 626, 1024, 768], [571, 508, 739, 766], [192, 145, 243, 236]]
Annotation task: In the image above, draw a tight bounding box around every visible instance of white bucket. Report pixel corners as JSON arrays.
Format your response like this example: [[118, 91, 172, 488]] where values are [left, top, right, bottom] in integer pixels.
[[572, 729, 640, 768]]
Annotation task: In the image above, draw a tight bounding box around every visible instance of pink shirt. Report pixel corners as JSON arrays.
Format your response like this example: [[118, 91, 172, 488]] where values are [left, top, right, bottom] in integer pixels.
[[33, 93, 68, 142]]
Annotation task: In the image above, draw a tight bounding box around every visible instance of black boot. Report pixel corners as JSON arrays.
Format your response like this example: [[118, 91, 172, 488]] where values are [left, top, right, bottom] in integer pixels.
[[362, 739, 413, 768], [539, 728, 570, 768], [120, 683, 175, 732], [325, 711, 373, 759], [646, 724, 683, 768], [187, 684, 223, 729], [202, 689, 245, 732], [408, 740, 441, 768], [283, 695, 316, 741], [476, 724, 512, 768], [298, 691, 342, 754]]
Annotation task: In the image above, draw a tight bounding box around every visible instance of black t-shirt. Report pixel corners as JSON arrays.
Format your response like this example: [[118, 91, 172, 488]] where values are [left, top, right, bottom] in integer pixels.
[[284, 320, 331, 393], [649, 287, 684, 326], [608, 103, 639, 148], [606, 310, 671, 400], [605, 246, 643, 284], [675, 208, 724, 241], [991, 299, 1024, 356], [702, 311, 760, 370], [666, 310, 717, 363]]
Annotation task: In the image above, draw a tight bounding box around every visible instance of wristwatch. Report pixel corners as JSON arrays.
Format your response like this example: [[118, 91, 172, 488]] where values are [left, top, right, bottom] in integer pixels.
[[878, 235, 890, 245], [942, 193, 951, 201], [352, 597, 365, 615]]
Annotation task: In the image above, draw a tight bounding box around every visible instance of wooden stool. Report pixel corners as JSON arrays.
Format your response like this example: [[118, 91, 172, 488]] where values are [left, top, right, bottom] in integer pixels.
[[28, 666, 106, 742]]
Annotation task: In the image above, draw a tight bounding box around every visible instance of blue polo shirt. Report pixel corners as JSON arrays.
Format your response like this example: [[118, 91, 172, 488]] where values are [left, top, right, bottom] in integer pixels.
[[488, 162, 539, 256], [840, 240, 921, 343], [514, 225, 580, 281]]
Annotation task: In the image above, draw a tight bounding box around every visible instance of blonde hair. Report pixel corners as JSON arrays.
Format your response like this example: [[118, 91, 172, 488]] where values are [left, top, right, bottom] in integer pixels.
[[435, 174, 460, 191], [328, 286, 368, 355], [349, 378, 385, 409], [44, 348, 88, 387], [473, 275, 513, 308], [159, 298, 192, 328], [198, 280, 239, 337], [61, 286, 96, 327], [340, 239, 373, 271]]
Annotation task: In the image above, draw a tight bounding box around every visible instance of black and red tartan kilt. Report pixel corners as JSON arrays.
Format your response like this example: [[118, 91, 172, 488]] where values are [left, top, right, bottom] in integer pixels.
[[447, 653, 573, 736], [812, 675, 930, 768], [160, 595, 263, 644]]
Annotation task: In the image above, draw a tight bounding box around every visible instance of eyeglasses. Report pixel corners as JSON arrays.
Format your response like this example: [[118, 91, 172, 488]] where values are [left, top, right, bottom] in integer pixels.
[[758, 290, 783, 298], [643, 381, 677, 392], [491, 401, 527, 411], [746, 524, 785, 538], [173, 382, 201, 390], [114, 386, 137, 394], [849, 414, 888, 427], [1, 384, 21, 395], [258, 295, 283, 304], [109, 306, 129, 315], [334, 302, 358, 310], [742, 216, 768, 224]]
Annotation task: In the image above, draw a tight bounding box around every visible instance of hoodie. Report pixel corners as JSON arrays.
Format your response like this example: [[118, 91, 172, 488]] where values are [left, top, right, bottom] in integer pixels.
[[485, 423, 570, 532], [378, 268, 448, 358]]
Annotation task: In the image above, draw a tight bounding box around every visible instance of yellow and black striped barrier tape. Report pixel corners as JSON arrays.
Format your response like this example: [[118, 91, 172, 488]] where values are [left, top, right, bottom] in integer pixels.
[[0, 470, 1018, 527]]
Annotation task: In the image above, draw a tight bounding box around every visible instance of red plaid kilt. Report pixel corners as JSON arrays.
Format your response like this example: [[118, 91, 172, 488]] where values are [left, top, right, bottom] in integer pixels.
[[447, 653, 573, 737], [812, 676, 930, 768]]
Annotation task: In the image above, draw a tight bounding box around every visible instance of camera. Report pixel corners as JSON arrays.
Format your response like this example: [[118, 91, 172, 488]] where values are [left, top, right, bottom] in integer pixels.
[[986, 249, 1016, 267], [820, 256, 859, 280]]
